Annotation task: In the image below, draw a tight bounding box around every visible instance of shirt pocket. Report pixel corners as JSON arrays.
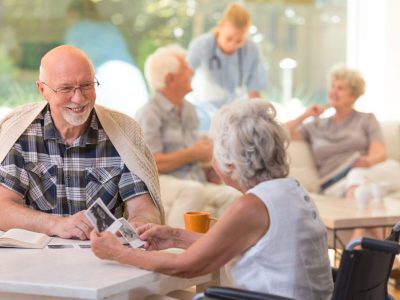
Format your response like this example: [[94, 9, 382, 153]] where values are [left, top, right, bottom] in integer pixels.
[[86, 167, 123, 206], [25, 162, 57, 211]]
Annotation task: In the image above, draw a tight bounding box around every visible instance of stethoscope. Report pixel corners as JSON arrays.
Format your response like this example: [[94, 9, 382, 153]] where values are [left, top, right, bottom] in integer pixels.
[[208, 37, 243, 88]]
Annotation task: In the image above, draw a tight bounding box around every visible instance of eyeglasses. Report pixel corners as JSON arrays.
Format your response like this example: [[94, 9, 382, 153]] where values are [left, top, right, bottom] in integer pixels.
[[41, 78, 100, 96]]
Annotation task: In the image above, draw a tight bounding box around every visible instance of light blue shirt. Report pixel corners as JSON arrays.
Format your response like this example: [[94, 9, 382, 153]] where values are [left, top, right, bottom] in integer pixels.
[[187, 32, 267, 130], [136, 93, 207, 183], [65, 20, 134, 67]]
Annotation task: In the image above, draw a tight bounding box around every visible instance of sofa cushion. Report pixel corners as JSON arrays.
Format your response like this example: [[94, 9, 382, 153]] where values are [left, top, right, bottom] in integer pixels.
[[287, 140, 320, 193], [380, 122, 400, 161]]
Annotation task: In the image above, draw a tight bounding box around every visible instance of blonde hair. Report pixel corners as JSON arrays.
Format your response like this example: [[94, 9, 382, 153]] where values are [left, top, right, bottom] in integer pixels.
[[217, 3, 251, 30], [329, 64, 366, 98]]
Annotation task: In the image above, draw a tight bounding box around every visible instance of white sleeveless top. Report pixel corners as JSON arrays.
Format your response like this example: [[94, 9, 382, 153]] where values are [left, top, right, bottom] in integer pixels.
[[225, 178, 333, 300]]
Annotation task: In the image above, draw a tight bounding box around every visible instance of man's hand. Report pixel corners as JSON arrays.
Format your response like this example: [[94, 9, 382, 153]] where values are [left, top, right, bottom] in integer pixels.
[[52, 211, 93, 240], [190, 139, 213, 162]]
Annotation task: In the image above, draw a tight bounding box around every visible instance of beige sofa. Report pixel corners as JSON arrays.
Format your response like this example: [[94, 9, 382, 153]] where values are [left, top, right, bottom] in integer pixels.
[[287, 121, 400, 246]]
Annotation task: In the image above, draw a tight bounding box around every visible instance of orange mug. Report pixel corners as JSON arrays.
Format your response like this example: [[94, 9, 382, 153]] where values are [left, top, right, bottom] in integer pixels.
[[184, 211, 217, 233]]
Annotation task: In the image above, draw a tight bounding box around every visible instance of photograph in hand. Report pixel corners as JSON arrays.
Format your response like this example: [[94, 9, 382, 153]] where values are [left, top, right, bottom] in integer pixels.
[[118, 218, 145, 248], [85, 198, 117, 232]]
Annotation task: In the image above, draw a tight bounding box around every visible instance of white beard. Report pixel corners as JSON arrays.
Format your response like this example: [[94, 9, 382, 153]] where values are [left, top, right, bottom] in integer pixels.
[[63, 105, 92, 126]]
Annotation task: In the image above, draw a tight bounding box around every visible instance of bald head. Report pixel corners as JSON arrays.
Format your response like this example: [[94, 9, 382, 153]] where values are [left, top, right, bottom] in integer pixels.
[[39, 45, 94, 83]]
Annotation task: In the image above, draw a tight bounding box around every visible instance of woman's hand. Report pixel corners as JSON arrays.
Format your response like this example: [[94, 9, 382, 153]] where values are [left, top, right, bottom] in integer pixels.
[[285, 104, 326, 140], [352, 156, 371, 168], [90, 230, 126, 261], [305, 104, 325, 118], [136, 223, 178, 251]]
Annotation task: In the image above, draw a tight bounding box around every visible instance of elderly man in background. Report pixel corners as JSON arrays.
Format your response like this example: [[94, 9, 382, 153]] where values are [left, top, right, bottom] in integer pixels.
[[136, 45, 241, 227], [0, 45, 163, 240]]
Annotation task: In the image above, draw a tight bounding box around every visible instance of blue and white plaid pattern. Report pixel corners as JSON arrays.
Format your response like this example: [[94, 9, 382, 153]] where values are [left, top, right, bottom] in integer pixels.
[[0, 105, 149, 217]]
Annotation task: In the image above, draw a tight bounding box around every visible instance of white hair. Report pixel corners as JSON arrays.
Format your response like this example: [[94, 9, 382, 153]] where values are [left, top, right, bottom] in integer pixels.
[[144, 44, 186, 91], [210, 100, 289, 190]]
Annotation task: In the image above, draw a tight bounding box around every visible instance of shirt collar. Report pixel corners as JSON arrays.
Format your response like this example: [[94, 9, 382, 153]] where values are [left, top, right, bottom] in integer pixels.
[[153, 91, 189, 117], [43, 105, 100, 146], [153, 92, 176, 113]]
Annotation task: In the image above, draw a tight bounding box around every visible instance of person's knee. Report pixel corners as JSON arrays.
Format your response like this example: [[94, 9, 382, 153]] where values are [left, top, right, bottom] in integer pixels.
[[203, 184, 242, 217]]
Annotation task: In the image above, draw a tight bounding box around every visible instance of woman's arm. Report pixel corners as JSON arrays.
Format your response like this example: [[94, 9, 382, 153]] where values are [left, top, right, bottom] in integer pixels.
[[91, 193, 269, 278], [137, 224, 202, 250], [352, 141, 386, 168], [285, 104, 325, 140]]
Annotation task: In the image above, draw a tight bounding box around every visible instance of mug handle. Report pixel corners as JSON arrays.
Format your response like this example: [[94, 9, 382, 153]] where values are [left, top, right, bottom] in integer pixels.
[[208, 216, 218, 229]]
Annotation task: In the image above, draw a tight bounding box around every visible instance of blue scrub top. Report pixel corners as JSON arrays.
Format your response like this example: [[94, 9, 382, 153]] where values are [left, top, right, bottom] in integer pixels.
[[187, 32, 267, 130]]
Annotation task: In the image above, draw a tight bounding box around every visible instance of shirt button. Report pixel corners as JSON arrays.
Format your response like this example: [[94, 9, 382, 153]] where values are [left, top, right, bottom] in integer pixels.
[[312, 211, 317, 219], [304, 195, 310, 202], [65, 175, 71, 181]]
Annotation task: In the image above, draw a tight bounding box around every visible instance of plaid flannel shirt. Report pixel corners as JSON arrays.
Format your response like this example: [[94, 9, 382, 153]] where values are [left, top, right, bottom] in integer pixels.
[[0, 105, 149, 217]]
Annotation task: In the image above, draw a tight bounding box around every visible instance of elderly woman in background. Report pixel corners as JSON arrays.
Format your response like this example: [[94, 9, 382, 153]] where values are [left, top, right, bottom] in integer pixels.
[[286, 65, 400, 199], [91, 100, 333, 300]]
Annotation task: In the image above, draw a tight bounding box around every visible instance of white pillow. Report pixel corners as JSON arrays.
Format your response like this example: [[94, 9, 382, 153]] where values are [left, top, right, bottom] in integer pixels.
[[287, 141, 320, 193]]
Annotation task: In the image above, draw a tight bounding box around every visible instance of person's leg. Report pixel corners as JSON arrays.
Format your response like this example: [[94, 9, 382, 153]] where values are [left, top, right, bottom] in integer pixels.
[[159, 175, 207, 228], [345, 159, 400, 240], [346, 159, 400, 197]]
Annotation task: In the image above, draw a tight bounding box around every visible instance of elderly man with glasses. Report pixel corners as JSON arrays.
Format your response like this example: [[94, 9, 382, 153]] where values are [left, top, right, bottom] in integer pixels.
[[0, 45, 163, 240]]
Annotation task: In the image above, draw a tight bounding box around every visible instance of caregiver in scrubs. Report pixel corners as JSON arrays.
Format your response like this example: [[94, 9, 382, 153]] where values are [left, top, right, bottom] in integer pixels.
[[187, 3, 267, 130]]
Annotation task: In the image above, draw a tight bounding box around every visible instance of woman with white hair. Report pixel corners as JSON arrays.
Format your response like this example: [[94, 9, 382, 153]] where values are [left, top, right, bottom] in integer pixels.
[[286, 65, 400, 199], [91, 100, 333, 300]]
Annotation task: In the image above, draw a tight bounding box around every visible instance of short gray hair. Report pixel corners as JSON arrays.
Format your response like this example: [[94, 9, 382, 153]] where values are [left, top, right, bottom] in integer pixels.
[[329, 64, 366, 98], [210, 100, 289, 190], [144, 44, 186, 91]]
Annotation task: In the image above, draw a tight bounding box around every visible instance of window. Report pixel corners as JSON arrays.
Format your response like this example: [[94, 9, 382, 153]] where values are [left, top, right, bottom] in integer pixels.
[[0, 0, 346, 120]]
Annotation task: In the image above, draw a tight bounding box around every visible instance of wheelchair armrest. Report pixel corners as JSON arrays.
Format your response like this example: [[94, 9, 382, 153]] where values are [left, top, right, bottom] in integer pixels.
[[361, 238, 400, 254], [204, 286, 294, 300]]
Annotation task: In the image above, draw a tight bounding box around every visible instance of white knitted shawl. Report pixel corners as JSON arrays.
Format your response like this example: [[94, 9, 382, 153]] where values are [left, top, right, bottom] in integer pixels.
[[0, 101, 165, 224]]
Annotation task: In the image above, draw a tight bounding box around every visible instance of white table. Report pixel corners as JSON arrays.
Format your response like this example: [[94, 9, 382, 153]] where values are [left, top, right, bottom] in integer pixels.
[[0, 237, 218, 300], [313, 195, 400, 231]]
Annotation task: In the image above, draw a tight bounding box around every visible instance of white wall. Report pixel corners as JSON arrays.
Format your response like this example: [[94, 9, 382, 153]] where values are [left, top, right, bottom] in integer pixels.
[[347, 0, 400, 121]]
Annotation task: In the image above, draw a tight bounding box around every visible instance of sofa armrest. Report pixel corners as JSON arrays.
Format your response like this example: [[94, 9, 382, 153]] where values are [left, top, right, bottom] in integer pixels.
[[287, 140, 320, 193]]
